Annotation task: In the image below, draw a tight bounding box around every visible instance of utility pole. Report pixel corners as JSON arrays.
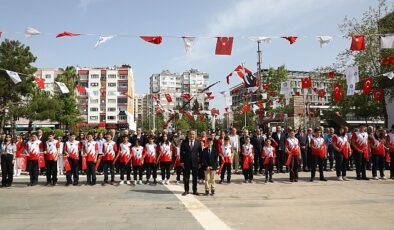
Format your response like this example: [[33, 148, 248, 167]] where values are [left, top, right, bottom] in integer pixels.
[[256, 41, 263, 128]]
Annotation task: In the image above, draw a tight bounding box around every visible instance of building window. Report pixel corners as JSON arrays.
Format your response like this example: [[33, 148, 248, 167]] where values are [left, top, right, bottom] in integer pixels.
[[108, 99, 116, 103], [90, 74, 99, 79], [118, 98, 127, 104], [119, 75, 127, 80], [90, 107, 98, 112], [90, 82, 99, 87], [107, 74, 117, 79], [108, 83, 116, 87], [90, 99, 99, 103], [107, 116, 116, 120], [107, 107, 116, 112], [119, 115, 127, 120], [89, 116, 98, 121], [118, 82, 128, 88], [45, 74, 51, 79]]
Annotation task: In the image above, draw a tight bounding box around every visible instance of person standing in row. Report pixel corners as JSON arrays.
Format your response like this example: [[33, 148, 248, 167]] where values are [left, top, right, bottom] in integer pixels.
[[252, 128, 265, 174], [219, 136, 233, 184], [351, 124, 370, 180], [158, 134, 174, 185], [285, 129, 300, 182], [272, 126, 286, 173], [64, 133, 80, 186], [241, 136, 254, 183], [1, 134, 16, 187], [57, 136, 64, 176], [131, 139, 145, 185], [201, 138, 218, 196], [332, 126, 351, 181], [310, 128, 327, 182], [369, 127, 387, 180], [119, 135, 132, 185], [174, 138, 183, 184], [386, 125, 394, 179], [83, 133, 99, 185], [144, 137, 158, 184], [102, 133, 117, 185], [229, 128, 240, 174], [25, 133, 43, 186], [262, 138, 276, 183], [180, 130, 202, 196], [44, 133, 60, 186], [14, 135, 25, 177]]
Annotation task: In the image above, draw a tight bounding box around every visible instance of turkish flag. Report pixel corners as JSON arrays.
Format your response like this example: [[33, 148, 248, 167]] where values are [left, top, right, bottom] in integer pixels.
[[317, 89, 326, 98], [164, 93, 172, 103], [301, 76, 312, 89], [56, 31, 80, 38], [326, 70, 335, 78], [95, 155, 103, 170], [268, 91, 276, 97], [257, 100, 264, 109], [333, 84, 343, 102], [63, 156, 71, 172], [282, 36, 298, 44], [381, 56, 394, 64], [140, 36, 162, 44], [211, 108, 220, 116], [262, 83, 272, 91], [76, 85, 86, 94], [215, 37, 234, 55], [205, 92, 215, 100], [38, 153, 45, 168], [199, 115, 206, 121], [350, 35, 366, 51], [180, 93, 191, 100], [373, 88, 384, 103], [242, 104, 251, 113], [151, 93, 158, 101], [362, 76, 374, 95], [234, 64, 252, 79], [82, 156, 87, 171], [17, 155, 27, 171], [185, 111, 193, 120], [34, 77, 45, 89]]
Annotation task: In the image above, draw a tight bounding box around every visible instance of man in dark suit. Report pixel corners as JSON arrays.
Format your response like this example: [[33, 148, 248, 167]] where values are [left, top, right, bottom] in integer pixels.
[[252, 128, 265, 174], [272, 126, 286, 173], [296, 127, 309, 171], [201, 138, 219, 196], [180, 130, 203, 196]]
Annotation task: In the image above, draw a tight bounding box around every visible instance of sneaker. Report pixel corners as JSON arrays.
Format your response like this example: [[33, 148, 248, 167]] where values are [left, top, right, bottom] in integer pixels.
[[126, 180, 131, 185], [337, 176, 343, 181], [133, 180, 137, 185], [119, 180, 124, 185], [175, 181, 179, 185], [373, 176, 379, 180], [219, 180, 223, 184], [380, 176, 387, 180], [343, 177, 349, 181], [138, 180, 142, 185], [244, 180, 248, 184]]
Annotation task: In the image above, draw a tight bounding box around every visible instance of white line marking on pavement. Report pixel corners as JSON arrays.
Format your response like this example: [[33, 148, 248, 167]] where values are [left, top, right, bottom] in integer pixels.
[[165, 184, 232, 230]]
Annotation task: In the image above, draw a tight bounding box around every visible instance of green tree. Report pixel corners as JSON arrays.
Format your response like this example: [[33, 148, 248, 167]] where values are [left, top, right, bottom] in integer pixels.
[[0, 39, 37, 133], [54, 66, 84, 130], [176, 115, 191, 132], [333, 0, 394, 125]]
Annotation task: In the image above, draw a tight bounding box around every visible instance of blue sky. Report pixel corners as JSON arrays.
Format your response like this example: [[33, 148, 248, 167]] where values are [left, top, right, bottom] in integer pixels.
[[0, 0, 378, 110]]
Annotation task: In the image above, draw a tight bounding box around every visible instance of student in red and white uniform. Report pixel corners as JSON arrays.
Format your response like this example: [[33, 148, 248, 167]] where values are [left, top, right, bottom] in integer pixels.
[[262, 138, 276, 183], [285, 129, 301, 182], [219, 136, 233, 184], [332, 126, 351, 181], [144, 136, 158, 184], [158, 134, 175, 185], [44, 133, 60, 186], [102, 133, 118, 185], [369, 127, 387, 180], [131, 139, 145, 185], [386, 124, 394, 179], [174, 138, 184, 184], [351, 124, 370, 180], [14, 135, 25, 177], [310, 128, 327, 182], [241, 136, 254, 183], [83, 133, 99, 185], [119, 135, 132, 185], [64, 132, 80, 186], [24, 133, 43, 186]]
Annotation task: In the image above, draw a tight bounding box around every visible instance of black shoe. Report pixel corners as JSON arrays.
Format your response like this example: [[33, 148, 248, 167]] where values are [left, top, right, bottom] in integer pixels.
[[72, 182, 78, 186], [290, 179, 294, 182], [45, 182, 51, 186], [193, 191, 199, 196], [219, 180, 223, 184], [27, 183, 33, 186], [320, 177, 327, 181], [91, 182, 96, 186], [182, 191, 189, 196], [294, 179, 298, 182], [65, 182, 71, 186], [205, 191, 209, 196], [52, 182, 57, 186], [356, 177, 361, 180], [211, 190, 215, 196], [269, 179, 274, 183], [310, 178, 314, 182], [265, 178, 268, 183], [362, 177, 370, 180], [101, 182, 106, 186], [226, 180, 231, 184]]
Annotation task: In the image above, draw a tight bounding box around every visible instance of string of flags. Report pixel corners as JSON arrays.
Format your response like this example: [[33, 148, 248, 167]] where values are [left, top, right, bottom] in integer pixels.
[[0, 27, 394, 54]]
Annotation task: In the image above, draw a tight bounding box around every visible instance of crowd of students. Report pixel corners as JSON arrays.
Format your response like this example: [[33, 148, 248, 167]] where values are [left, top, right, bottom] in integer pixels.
[[1, 124, 393, 195]]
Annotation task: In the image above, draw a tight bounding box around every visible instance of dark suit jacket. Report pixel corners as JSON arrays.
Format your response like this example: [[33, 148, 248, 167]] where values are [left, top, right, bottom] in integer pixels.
[[252, 135, 265, 156], [180, 139, 202, 169], [201, 147, 219, 170], [272, 132, 286, 151]]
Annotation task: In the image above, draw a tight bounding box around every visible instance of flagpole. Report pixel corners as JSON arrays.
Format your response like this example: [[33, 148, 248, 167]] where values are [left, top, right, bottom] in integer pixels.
[[256, 40, 263, 129]]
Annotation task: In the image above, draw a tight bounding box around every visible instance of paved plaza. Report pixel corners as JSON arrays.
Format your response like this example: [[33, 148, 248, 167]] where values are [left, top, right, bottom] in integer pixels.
[[1, 171, 394, 230]]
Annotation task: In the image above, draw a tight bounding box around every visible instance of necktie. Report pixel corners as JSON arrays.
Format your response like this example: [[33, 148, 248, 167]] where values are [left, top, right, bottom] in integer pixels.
[[190, 141, 193, 149], [208, 148, 211, 156]]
